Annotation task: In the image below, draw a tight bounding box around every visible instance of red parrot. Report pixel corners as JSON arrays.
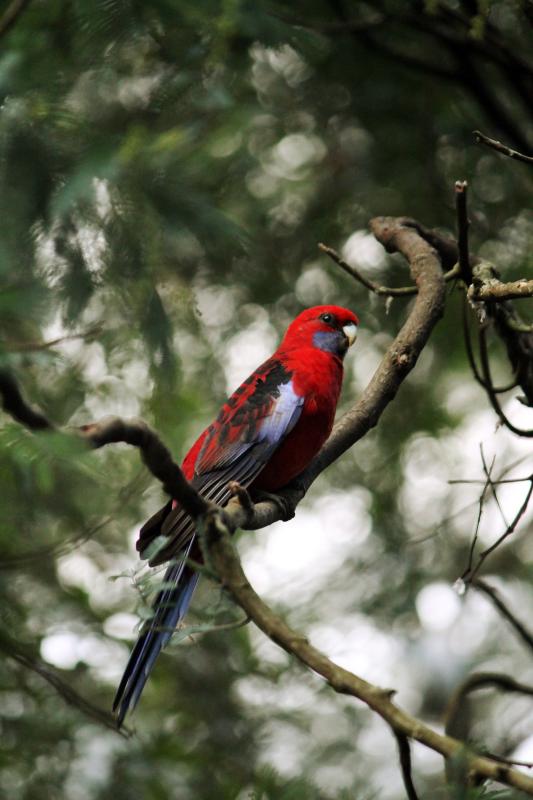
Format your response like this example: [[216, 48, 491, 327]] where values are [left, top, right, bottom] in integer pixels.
[[114, 305, 358, 725]]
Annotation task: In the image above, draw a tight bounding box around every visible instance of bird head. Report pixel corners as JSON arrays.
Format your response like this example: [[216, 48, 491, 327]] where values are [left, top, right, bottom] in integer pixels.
[[282, 305, 359, 358]]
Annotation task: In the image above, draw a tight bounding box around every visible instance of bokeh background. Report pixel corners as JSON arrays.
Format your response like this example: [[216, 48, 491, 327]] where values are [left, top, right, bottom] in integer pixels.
[[1, 1, 533, 798]]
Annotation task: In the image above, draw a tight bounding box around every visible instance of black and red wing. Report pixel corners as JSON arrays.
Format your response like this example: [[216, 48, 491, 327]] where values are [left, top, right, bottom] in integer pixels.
[[138, 358, 303, 565]]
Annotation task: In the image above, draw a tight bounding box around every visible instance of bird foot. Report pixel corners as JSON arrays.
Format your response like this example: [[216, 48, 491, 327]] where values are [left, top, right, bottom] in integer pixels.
[[251, 490, 295, 521]]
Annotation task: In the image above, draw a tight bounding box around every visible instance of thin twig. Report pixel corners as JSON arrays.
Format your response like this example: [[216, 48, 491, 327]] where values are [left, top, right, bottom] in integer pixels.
[[0, 631, 131, 737], [1, 326, 102, 353], [168, 614, 251, 642], [0, 515, 113, 570], [450, 476, 533, 485], [474, 130, 533, 166], [455, 180, 472, 285], [478, 327, 533, 437], [472, 579, 533, 652], [139, 614, 251, 638], [446, 672, 533, 737], [0, 470, 147, 569], [318, 241, 459, 297], [504, 317, 533, 333], [445, 670, 533, 788], [486, 754, 533, 769], [394, 732, 420, 800], [480, 444, 509, 529], [463, 479, 533, 584], [462, 452, 495, 581], [462, 297, 517, 393]]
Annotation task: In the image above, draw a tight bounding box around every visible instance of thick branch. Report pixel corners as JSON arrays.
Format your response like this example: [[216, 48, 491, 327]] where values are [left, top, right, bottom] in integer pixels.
[[0, 215, 448, 536], [403, 224, 533, 408], [302, 216, 446, 487], [80, 417, 210, 519], [470, 277, 533, 301], [225, 217, 447, 529], [206, 520, 533, 795]]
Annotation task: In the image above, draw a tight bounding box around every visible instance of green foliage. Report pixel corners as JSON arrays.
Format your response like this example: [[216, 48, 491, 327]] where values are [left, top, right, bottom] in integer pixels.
[[1, 1, 533, 798]]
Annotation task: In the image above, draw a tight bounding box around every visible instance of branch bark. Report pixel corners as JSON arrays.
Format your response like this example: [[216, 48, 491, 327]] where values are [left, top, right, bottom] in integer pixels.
[[474, 130, 533, 166], [304, 216, 445, 484], [401, 222, 533, 410], [205, 519, 533, 795], [0, 216, 448, 535], [469, 277, 533, 301], [80, 417, 210, 519], [0, 214, 530, 791]]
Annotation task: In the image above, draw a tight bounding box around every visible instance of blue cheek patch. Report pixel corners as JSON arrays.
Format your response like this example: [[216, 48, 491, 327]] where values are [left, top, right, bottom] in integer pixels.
[[313, 330, 345, 356]]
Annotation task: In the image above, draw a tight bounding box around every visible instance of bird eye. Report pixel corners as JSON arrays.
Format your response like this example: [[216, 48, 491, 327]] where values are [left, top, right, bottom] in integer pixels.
[[320, 313, 333, 324]]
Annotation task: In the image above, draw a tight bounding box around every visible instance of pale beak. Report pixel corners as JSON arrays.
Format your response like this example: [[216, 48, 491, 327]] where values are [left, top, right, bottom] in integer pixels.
[[342, 322, 358, 347]]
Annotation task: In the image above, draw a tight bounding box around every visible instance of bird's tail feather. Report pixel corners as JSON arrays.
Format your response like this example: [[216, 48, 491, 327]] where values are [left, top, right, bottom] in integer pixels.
[[113, 537, 199, 726]]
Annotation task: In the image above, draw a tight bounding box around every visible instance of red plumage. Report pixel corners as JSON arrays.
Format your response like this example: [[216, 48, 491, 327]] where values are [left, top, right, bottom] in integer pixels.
[[114, 304, 358, 725]]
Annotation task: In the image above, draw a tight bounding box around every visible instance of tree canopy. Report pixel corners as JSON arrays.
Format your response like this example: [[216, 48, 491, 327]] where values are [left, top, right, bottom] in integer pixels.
[[1, 2, 533, 798]]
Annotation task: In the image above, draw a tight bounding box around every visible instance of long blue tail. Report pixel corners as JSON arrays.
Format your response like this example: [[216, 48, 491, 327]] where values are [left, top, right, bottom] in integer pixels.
[[113, 538, 199, 726]]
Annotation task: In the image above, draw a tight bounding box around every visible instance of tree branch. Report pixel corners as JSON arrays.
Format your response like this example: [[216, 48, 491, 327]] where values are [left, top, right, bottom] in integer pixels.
[[455, 180, 472, 285], [474, 130, 533, 166], [319, 241, 460, 297], [302, 216, 446, 487], [1, 325, 102, 353], [319, 242, 417, 296], [0, 213, 531, 791], [0, 629, 130, 738], [477, 326, 533, 437], [79, 417, 210, 519], [469, 277, 533, 301], [204, 518, 533, 795], [0, 215, 448, 536], [394, 732, 420, 800], [445, 671, 533, 739], [462, 297, 517, 393], [462, 477, 533, 583], [403, 223, 533, 408], [0, 369, 54, 430], [472, 578, 533, 653]]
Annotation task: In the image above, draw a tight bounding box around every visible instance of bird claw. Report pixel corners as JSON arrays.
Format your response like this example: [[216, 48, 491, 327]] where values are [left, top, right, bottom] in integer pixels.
[[252, 490, 295, 521]]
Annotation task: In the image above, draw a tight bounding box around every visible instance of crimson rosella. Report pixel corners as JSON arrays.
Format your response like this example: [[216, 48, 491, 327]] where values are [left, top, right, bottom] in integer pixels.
[[114, 305, 358, 725]]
